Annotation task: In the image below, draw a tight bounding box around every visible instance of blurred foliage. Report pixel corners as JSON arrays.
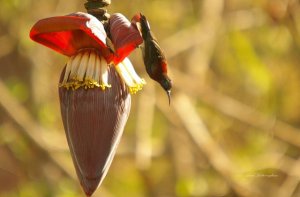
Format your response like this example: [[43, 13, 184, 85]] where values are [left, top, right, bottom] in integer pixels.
[[1, 0, 300, 196]]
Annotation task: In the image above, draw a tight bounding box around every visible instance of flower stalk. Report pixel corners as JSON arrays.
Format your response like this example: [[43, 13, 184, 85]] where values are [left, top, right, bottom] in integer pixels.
[[84, 0, 111, 24]]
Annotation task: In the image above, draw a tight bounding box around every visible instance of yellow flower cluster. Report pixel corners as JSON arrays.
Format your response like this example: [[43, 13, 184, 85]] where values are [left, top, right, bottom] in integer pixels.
[[60, 49, 145, 93]]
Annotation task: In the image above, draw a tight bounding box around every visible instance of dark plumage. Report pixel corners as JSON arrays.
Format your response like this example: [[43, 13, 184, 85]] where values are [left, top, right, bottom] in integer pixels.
[[134, 13, 172, 104]]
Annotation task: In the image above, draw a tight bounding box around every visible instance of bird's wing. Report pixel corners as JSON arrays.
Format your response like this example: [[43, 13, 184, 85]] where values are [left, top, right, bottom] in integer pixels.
[[147, 31, 166, 60]]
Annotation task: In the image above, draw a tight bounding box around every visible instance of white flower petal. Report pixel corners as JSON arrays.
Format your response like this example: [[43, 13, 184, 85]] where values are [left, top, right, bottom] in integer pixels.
[[70, 52, 83, 79], [63, 56, 74, 83], [114, 59, 146, 94], [77, 51, 90, 81], [85, 52, 95, 81], [93, 54, 101, 85], [122, 58, 146, 85], [115, 62, 135, 87], [100, 56, 111, 89]]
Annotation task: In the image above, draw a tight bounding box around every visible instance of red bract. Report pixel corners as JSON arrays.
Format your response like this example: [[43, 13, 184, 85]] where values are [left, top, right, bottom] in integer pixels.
[[30, 12, 143, 64], [109, 13, 143, 64]]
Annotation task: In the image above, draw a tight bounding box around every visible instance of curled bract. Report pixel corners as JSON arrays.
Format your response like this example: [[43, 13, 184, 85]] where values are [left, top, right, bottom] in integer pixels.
[[109, 13, 143, 64], [30, 12, 108, 57], [30, 12, 143, 65]]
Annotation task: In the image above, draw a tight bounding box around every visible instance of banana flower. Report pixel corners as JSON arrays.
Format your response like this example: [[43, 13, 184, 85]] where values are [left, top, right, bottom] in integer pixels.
[[30, 12, 144, 196]]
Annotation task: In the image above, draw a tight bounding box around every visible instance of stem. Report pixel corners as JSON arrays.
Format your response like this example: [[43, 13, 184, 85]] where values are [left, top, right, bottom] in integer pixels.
[[85, 0, 111, 24]]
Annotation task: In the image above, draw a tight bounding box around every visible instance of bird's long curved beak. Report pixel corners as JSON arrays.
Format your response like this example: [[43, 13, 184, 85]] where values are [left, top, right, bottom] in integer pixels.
[[167, 90, 171, 106]]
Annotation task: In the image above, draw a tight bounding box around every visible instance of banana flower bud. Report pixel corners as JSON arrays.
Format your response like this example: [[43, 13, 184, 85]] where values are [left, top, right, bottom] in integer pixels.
[[30, 12, 144, 196]]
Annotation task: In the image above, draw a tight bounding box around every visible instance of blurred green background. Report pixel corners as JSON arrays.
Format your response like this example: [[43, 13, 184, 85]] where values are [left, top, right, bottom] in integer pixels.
[[1, 0, 300, 196]]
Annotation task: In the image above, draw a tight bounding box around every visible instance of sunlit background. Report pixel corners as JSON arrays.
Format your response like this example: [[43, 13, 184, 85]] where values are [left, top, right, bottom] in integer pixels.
[[0, 0, 300, 196]]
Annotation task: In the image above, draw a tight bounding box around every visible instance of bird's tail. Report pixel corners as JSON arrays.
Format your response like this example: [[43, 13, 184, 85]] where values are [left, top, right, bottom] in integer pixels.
[[139, 13, 151, 40]]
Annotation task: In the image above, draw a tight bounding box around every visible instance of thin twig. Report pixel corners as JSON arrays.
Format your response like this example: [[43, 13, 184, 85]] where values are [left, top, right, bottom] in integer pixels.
[[170, 68, 300, 148], [276, 157, 300, 197], [156, 93, 261, 197], [135, 81, 156, 169], [0, 79, 76, 178]]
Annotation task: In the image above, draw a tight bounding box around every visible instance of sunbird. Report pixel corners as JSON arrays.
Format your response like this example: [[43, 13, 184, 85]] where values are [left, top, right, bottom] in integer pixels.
[[133, 13, 173, 104]]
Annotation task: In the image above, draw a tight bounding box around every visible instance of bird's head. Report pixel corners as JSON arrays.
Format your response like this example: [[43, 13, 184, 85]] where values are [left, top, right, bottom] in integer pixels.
[[159, 74, 172, 105]]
